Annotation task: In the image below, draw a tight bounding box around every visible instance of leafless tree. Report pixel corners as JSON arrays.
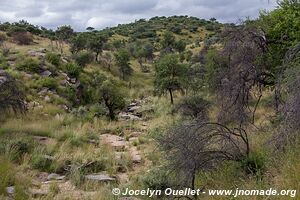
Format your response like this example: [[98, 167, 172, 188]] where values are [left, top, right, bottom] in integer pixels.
[[272, 44, 300, 149], [158, 119, 249, 192], [211, 26, 274, 125]]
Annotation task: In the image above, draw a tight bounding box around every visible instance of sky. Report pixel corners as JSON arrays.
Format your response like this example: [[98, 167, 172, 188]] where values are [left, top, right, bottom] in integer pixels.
[[0, 0, 278, 31]]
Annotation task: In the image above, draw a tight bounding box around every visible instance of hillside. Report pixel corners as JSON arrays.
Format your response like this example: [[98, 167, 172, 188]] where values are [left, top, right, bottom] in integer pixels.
[[0, 4, 300, 200]]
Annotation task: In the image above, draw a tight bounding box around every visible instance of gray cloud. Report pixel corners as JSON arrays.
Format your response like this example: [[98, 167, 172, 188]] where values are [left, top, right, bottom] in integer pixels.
[[0, 0, 278, 31]]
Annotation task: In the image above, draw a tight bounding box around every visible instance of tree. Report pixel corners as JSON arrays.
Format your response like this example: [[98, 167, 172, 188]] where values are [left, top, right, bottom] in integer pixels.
[[206, 26, 273, 124], [158, 118, 250, 191], [70, 33, 88, 54], [174, 39, 186, 53], [87, 33, 108, 62], [101, 52, 113, 71], [99, 80, 126, 120], [160, 31, 175, 53], [154, 54, 188, 104], [114, 49, 132, 80], [56, 25, 74, 53], [0, 70, 25, 115]]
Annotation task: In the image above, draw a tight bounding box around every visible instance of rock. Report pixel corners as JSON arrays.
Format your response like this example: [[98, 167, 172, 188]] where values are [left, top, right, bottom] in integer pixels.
[[23, 72, 33, 79], [43, 155, 55, 161], [85, 173, 116, 182], [100, 134, 128, 151], [62, 58, 68, 63], [27, 101, 40, 109], [75, 80, 81, 88], [27, 50, 45, 57], [7, 186, 15, 194], [70, 78, 76, 84], [129, 102, 138, 107], [129, 137, 139, 142], [130, 131, 142, 138], [41, 70, 52, 77], [116, 173, 129, 184], [44, 95, 51, 102], [30, 189, 48, 198], [8, 61, 15, 66], [38, 88, 49, 96], [60, 79, 68, 86], [118, 112, 142, 121], [47, 173, 65, 181], [129, 147, 142, 163], [128, 106, 140, 112], [38, 48, 47, 53]]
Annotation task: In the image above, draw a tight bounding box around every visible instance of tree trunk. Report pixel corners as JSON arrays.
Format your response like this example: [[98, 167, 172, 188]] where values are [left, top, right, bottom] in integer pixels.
[[108, 106, 115, 120], [95, 52, 99, 62], [169, 88, 174, 104]]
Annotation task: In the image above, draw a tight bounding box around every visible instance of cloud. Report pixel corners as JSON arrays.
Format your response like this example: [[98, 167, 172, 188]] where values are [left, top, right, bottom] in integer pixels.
[[0, 0, 278, 31]]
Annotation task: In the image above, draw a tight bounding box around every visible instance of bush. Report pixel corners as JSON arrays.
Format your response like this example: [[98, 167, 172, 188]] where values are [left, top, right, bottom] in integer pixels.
[[174, 96, 210, 119], [34, 77, 58, 90], [241, 151, 266, 176], [12, 32, 33, 45], [16, 58, 40, 73], [45, 52, 61, 66], [143, 167, 174, 190], [73, 51, 93, 67], [63, 63, 81, 78]]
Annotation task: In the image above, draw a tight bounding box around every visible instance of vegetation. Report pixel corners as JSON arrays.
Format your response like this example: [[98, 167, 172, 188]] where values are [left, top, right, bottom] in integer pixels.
[[0, 2, 299, 199]]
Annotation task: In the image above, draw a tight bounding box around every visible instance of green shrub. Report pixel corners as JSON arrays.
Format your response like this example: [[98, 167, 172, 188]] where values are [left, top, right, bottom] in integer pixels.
[[0, 157, 29, 199], [31, 148, 53, 172], [45, 52, 60, 66], [0, 137, 34, 163], [241, 151, 266, 177], [143, 167, 174, 190], [73, 51, 93, 67], [34, 77, 58, 90], [16, 58, 40, 73], [63, 63, 81, 78]]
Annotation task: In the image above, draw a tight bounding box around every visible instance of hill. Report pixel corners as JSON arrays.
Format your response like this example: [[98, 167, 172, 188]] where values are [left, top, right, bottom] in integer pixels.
[[0, 3, 300, 199]]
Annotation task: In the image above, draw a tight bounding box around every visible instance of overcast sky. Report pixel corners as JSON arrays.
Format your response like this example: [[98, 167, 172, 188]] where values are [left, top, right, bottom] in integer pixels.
[[0, 0, 278, 31]]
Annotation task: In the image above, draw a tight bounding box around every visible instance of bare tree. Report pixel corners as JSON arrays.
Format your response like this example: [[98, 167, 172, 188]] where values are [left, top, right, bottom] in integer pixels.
[[272, 44, 300, 149], [158, 120, 249, 192], [208, 26, 274, 125]]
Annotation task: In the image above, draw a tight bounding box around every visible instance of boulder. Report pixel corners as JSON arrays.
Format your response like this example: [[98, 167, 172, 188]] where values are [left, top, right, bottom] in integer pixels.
[[41, 70, 52, 77], [6, 186, 15, 195], [85, 173, 116, 182], [100, 134, 128, 151], [118, 112, 142, 121], [129, 147, 142, 163], [128, 106, 140, 112], [47, 173, 65, 181]]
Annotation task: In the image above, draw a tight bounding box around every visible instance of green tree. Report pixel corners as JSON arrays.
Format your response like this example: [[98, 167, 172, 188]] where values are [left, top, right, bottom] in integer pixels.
[[99, 80, 126, 120], [70, 33, 88, 54], [154, 54, 188, 104], [114, 49, 132, 80], [161, 31, 175, 53], [87, 33, 108, 62]]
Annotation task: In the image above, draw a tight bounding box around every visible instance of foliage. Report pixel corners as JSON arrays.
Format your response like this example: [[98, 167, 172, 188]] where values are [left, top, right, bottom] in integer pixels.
[[0, 70, 25, 114], [99, 80, 126, 120], [114, 49, 132, 80], [16, 58, 40, 73], [34, 77, 58, 90], [73, 51, 94, 67], [175, 95, 210, 119], [154, 54, 188, 104], [45, 52, 61, 66], [63, 62, 81, 78]]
